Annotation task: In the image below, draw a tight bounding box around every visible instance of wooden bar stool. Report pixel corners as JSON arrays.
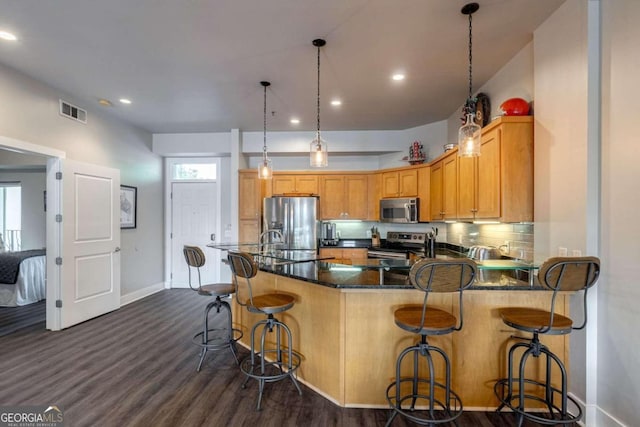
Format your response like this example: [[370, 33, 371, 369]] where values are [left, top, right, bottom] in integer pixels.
[[494, 256, 600, 426], [386, 258, 477, 426], [227, 250, 302, 411], [183, 245, 242, 371]]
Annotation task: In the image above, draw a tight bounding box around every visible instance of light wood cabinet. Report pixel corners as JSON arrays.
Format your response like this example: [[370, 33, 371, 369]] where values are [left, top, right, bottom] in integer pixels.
[[319, 248, 368, 264], [417, 166, 430, 222], [381, 169, 418, 198], [367, 173, 381, 221], [272, 174, 318, 195], [238, 170, 264, 242], [457, 116, 533, 222], [430, 152, 457, 220], [319, 175, 368, 220]]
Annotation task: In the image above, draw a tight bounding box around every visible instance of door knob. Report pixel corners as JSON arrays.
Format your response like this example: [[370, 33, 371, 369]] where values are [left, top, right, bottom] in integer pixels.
[[114, 247, 121, 252]]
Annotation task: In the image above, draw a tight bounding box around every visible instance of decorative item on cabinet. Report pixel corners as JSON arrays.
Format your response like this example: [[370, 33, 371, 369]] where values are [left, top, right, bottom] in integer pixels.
[[499, 97, 530, 116], [403, 141, 425, 165]]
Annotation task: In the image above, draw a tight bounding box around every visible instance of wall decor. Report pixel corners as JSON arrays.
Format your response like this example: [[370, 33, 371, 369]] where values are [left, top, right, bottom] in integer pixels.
[[120, 185, 137, 229]]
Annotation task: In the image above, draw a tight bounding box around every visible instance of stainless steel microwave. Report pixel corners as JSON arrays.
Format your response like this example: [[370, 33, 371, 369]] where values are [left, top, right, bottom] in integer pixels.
[[380, 198, 419, 223]]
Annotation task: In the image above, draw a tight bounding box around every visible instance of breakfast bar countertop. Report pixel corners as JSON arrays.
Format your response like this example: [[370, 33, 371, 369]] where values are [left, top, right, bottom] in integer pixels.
[[209, 243, 541, 291]]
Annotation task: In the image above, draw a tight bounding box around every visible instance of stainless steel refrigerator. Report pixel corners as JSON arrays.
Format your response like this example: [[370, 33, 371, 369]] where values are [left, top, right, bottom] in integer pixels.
[[263, 196, 318, 251]]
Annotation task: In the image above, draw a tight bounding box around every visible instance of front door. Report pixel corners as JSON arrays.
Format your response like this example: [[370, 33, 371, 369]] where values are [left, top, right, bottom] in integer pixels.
[[170, 182, 218, 287], [48, 159, 121, 330]]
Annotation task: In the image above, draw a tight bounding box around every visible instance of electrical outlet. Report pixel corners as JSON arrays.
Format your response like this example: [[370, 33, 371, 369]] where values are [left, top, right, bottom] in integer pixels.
[[572, 249, 582, 257], [558, 247, 568, 257]]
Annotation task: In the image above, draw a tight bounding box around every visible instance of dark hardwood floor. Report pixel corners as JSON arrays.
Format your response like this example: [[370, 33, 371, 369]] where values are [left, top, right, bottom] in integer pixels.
[[0, 290, 543, 426], [0, 299, 45, 337]]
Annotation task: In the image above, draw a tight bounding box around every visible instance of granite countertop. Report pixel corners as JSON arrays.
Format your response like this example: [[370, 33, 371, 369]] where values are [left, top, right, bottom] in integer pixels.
[[210, 241, 541, 290], [257, 258, 541, 290]]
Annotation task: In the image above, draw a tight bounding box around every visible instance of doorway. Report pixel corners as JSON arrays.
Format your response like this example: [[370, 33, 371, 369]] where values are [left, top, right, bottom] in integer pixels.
[[166, 158, 221, 288], [0, 136, 63, 333]]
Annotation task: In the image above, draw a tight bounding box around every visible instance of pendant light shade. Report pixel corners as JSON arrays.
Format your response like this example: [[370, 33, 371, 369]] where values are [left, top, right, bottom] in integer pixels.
[[458, 3, 481, 158], [310, 38, 328, 168], [458, 113, 481, 157], [258, 81, 273, 179]]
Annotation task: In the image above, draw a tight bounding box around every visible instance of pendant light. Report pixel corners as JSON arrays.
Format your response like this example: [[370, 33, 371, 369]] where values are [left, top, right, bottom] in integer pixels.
[[310, 38, 328, 168], [258, 81, 273, 179], [458, 3, 481, 158]]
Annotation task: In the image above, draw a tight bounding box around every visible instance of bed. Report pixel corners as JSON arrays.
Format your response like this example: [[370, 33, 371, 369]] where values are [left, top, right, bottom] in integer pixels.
[[0, 249, 46, 307]]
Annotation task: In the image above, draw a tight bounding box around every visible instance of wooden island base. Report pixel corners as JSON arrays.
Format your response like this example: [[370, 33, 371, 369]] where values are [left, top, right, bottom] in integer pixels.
[[232, 271, 569, 409]]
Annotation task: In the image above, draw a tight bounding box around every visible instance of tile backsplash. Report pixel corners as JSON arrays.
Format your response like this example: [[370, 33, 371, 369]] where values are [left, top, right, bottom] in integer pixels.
[[446, 223, 534, 261], [327, 221, 533, 261]]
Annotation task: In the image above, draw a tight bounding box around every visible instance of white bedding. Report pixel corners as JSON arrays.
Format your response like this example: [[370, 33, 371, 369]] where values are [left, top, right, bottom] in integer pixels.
[[0, 255, 46, 306]]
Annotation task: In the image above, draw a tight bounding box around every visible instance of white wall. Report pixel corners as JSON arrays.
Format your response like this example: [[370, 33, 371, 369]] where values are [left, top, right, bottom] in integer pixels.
[[0, 62, 163, 296], [0, 169, 46, 249], [599, 0, 640, 425], [533, 0, 591, 407], [446, 41, 535, 146]]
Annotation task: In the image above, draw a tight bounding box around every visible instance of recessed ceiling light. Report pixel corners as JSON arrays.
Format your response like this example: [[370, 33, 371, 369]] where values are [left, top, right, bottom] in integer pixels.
[[98, 99, 113, 107], [392, 73, 405, 81], [119, 98, 132, 104], [330, 99, 342, 106], [290, 118, 300, 125], [0, 31, 17, 41]]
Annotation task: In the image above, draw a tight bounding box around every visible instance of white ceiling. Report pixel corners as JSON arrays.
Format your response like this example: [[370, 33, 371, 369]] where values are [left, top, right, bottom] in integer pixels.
[[0, 0, 565, 134]]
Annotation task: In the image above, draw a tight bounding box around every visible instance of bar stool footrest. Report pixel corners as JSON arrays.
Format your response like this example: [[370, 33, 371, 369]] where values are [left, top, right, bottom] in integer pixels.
[[192, 327, 243, 351], [494, 378, 583, 425], [240, 349, 301, 383], [386, 378, 463, 425]]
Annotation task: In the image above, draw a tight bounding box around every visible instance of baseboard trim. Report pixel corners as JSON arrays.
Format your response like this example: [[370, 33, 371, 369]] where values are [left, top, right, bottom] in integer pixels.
[[569, 393, 627, 427], [120, 282, 166, 306]]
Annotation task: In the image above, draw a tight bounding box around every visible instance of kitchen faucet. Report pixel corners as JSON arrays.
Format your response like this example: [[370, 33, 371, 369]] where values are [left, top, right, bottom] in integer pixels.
[[259, 229, 284, 254]]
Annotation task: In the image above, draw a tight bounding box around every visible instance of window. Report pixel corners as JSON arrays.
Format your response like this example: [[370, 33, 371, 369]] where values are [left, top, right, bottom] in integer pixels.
[[172, 163, 217, 180], [0, 183, 21, 251]]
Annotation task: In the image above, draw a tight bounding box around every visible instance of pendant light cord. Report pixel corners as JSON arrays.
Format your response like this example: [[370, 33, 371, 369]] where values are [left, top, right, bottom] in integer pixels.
[[467, 11, 473, 102], [316, 43, 321, 140], [263, 84, 267, 158]]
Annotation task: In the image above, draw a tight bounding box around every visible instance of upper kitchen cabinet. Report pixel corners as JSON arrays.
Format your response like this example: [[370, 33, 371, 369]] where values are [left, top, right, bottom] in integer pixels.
[[457, 116, 533, 222], [272, 174, 319, 195], [381, 169, 418, 198], [430, 152, 457, 221], [238, 170, 265, 242], [239, 170, 264, 220], [417, 166, 431, 222], [319, 174, 368, 220], [368, 173, 382, 221]]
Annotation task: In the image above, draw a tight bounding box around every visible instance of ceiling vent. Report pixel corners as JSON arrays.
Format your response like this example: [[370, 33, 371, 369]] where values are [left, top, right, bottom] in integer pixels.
[[59, 99, 87, 124]]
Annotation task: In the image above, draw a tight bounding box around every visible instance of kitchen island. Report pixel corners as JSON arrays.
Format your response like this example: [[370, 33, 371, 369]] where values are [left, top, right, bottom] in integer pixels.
[[212, 246, 567, 410]]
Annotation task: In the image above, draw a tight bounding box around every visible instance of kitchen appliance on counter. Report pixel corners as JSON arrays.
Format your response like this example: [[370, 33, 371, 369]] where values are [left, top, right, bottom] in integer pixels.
[[467, 245, 502, 282], [320, 221, 338, 246], [367, 231, 427, 260], [263, 196, 318, 251], [380, 198, 419, 223]]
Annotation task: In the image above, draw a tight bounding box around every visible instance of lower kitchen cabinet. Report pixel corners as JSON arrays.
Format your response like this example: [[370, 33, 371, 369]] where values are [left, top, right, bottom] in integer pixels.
[[319, 248, 368, 264]]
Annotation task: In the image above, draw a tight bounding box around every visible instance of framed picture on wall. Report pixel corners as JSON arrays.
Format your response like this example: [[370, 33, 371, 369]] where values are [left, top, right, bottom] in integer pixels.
[[120, 185, 137, 229]]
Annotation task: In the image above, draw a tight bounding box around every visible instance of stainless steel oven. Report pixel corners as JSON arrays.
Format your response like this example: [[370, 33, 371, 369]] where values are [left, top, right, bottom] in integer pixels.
[[367, 231, 427, 260], [380, 198, 419, 223], [367, 247, 410, 260]]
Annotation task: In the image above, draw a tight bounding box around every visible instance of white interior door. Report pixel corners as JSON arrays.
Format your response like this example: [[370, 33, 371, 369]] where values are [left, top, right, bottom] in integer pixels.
[[171, 182, 218, 287], [53, 159, 120, 329]]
